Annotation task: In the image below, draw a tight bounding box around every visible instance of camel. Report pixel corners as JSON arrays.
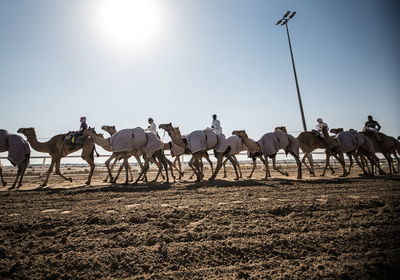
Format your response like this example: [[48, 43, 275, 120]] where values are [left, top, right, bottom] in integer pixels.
[[159, 123, 239, 181], [362, 130, 400, 175], [101, 125, 146, 182], [297, 130, 345, 177], [17, 127, 96, 187], [159, 123, 214, 180], [0, 130, 31, 189], [325, 128, 384, 176], [84, 128, 176, 184], [232, 129, 302, 179]]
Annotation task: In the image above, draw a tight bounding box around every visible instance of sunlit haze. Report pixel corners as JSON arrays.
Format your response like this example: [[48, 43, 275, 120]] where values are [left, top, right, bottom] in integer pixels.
[[93, 0, 165, 54]]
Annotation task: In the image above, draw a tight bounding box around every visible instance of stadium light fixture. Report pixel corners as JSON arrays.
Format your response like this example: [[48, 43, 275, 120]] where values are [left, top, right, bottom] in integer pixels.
[[275, 11, 307, 131]]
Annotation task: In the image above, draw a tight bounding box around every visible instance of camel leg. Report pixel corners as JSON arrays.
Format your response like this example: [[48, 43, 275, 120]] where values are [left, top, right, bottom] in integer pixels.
[[204, 154, 214, 174], [227, 155, 240, 180], [347, 153, 353, 174], [261, 155, 271, 180], [289, 151, 302, 179], [104, 158, 118, 182], [232, 155, 242, 178], [334, 153, 348, 177], [0, 164, 6, 187], [188, 157, 198, 181], [247, 157, 257, 179], [105, 154, 118, 183], [55, 160, 73, 182], [81, 142, 96, 185], [392, 152, 399, 174], [191, 154, 202, 182], [113, 162, 125, 183], [135, 156, 148, 182], [127, 161, 134, 182], [270, 155, 289, 177], [166, 158, 180, 181], [351, 152, 368, 175], [222, 157, 229, 178], [321, 153, 331, 177], [372, 154, 386, 175], [158, 152, 170, 184], [17, 157, 29, 188], [134, 159, 150, 184], [383, 153, 394, 175], [209, 152, 225, 181], [41, 158, 56, 187], [9, 165, 21, 190], [174, 157, 183, 180], [150, 157, 163, 182], [301, 152, 315, 176], [119, 154, 129, 185]]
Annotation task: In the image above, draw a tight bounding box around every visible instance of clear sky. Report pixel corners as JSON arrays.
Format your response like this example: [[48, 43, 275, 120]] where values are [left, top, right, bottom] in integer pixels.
[[1, 0, 399, 146]]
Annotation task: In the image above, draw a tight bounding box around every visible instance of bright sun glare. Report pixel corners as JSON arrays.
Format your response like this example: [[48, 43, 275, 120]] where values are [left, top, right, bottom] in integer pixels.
[[94, 0, 163, 53]]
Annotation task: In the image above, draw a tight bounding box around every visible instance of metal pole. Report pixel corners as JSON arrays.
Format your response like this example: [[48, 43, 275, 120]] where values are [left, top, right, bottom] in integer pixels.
[[285, 23, 307, 131]]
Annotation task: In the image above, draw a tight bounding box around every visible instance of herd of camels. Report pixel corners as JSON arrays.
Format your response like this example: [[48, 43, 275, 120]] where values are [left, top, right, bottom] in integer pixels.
[[1, 123, 399, 190]]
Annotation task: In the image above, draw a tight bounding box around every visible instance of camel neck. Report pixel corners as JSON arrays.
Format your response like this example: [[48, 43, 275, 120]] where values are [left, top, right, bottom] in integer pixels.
[[167, 130, 185, 147], [241, 136, 260, 151], [89, 133, 112, 151], [26, 132, 50, 153]]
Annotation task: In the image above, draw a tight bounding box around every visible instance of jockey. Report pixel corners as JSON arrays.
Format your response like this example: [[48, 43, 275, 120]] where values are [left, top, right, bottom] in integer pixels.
[[315, 118, 329, 137], [79, 116, 88, 132], [146, 118, 159, 138], [211, 114, 222, 134], [364, 115, 381, 141]]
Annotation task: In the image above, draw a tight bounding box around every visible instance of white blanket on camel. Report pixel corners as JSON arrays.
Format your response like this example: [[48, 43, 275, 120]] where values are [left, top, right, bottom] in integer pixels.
[[257, 131, 299, 157], [0, 129, 30, 166], [187, 129, 229, 154], [225, 135, 246, 155], [110, 128, 162, 157], [336, 130, 375, 154]]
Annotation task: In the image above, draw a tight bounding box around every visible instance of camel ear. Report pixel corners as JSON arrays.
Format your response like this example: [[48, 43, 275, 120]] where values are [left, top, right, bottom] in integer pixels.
[[169, 122, 172, 125], [112, 126, 115, 129]]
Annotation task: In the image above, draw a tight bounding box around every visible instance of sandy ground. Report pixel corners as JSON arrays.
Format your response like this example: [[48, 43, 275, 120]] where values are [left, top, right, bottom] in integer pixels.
[[0, 164, 400, 279]]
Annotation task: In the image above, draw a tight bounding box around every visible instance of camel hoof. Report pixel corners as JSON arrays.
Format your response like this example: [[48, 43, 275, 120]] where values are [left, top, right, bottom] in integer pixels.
[[40, 183, 47, 187], [297, 176, 302, 180], [284, 172, 289, 177], [163, 181, 170, 185], [309, 174, 316, 177], [320, 174, 325, 177], [2, 182, 7, 187], [379, 170, 386, 175], [68, 177, 73, 182], [103, 179, 108, 183], [234, 178, 239, 181], [208, 176, 215, 181], [85, 181, 91, 185], [331, 170, 336, 174]]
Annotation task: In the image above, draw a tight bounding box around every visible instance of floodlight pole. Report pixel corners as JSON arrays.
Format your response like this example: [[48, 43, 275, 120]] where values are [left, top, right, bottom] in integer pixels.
[[284, 22, 307, 131], [277, 12, 307, 132]]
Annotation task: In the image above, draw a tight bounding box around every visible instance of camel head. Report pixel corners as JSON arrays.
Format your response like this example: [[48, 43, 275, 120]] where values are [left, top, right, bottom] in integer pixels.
[[17, 127, 35, 139], [232, 130, 248, 139], [173, 126, 183, 137], [101, 125, 117, 135], [159, 123, 173, 132], [275, 126, 287, 133], [83, 127, 102, 137]]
